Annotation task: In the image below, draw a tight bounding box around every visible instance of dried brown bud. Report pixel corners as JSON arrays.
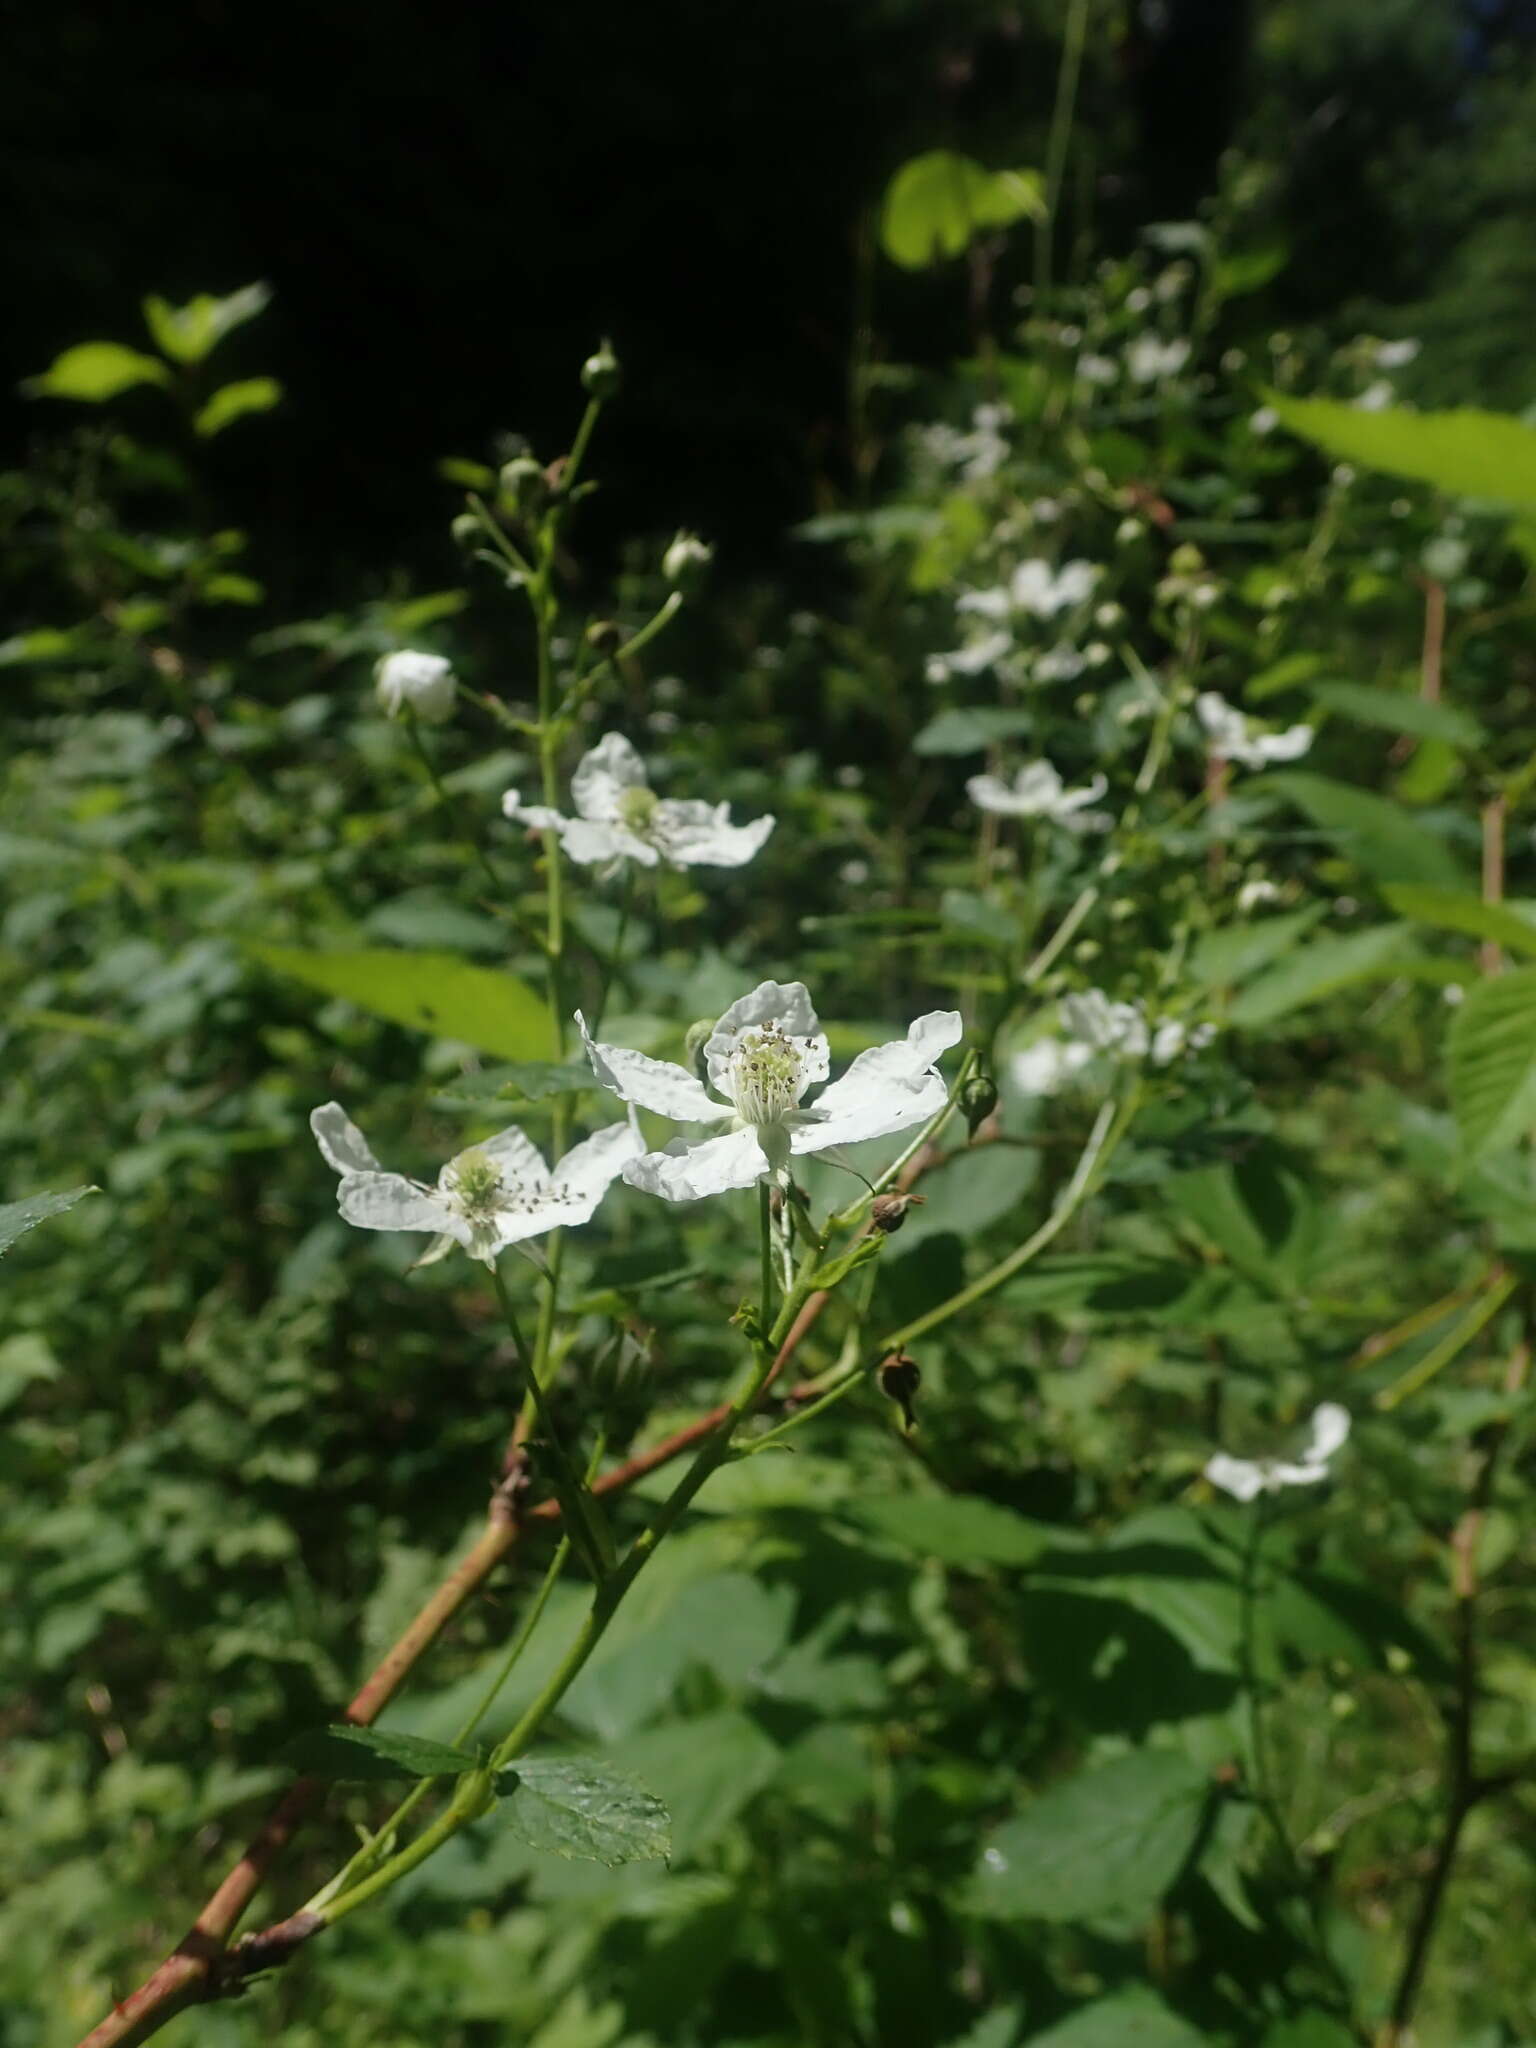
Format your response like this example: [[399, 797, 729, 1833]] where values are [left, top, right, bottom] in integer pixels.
[[585, 618, 622, 655], [878, 1350, 922, 1432], [871, 1191, 926, 1235]]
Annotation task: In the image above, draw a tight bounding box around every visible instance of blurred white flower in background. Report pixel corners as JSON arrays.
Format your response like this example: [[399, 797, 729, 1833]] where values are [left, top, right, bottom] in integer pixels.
[[1127, 334, 1191, 384], [968, 759, 1110, 832], [375, 649, 456, 724], [1196, 693, 1313, 771], [1206, 1403, 1351, 1502]]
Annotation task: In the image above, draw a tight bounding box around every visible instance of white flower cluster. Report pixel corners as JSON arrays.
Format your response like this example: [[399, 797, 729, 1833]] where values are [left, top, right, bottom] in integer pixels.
[[1009, 991, 1213, 1097], [926, 560, 1100, 686]]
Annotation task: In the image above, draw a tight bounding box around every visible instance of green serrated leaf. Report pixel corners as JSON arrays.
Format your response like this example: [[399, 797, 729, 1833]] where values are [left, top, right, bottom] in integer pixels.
[[495, 1757, 670, 1866], [433, 1061, 594, 1108], [1448, 967, 1536, 1157], [968, 1749, 1211, 1926], [250, 945, 555, 1060], [0, 1185, 98, 1259], [280, 1724, 480, 1781]]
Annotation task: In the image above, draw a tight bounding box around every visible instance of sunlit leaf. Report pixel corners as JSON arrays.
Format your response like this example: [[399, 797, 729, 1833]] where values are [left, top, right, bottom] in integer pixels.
[[24, 343, 170, 402], [495, 1756, 671, 1865], [142, 282, 272, 365], [1272, 394, 1536, 507], [249, 945, 555, 1059], [194, 376, 283, 437], [0, 1185, 98, 1259], [881, 151, 1044, 270]]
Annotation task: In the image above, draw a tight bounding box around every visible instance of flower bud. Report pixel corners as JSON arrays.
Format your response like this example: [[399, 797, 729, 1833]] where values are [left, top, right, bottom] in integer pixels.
[[878, 1351, 922, 1432], [662, 530, 713, 593], [1169, 542, 1206, 577], [683, 1017, 715, 1079], [581, 339, 622, 399], [375, 649, 456, 726], [450, 511, 482, 550], [498, 456, 547, 519], [959, 1072, 998, 1139], [585, 619, 623, 656], [872, 1191, 926, 1235]]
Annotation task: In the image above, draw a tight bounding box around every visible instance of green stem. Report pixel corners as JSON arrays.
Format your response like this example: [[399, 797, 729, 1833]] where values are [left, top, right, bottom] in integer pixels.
[[305, 1533, 572, 1914], [402, 711, 505, 899], [490, 1263, 610, 1576], [759, 1180, 775, 1337], [879, 1086, 1135, 1354], [1035, 0, 1090, 305]]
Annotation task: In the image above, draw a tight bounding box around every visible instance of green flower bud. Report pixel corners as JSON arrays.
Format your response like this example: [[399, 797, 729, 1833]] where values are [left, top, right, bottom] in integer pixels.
[[498, 456, 547, 518], [683, 1017, 715, 1079], [662, 530, 713, 593], [581, 339, 622, 400], [959, 1072, 998, 1139], [450, 512, 481, 550]]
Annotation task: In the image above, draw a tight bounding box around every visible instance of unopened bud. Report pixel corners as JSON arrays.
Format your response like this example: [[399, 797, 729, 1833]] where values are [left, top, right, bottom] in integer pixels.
[[959, 1072, 998, 1139], [872, 1191, 926, 1235], [581, 339, 622, 400], [878, 1351, 922, 1432], [1169, 541, 1205, 577], [498, 456, 547, 519], [683, 1017, 715, 1079], [585, 619, 622, 656], [451, 512, 481, 550], [662, 530, 713, 592]]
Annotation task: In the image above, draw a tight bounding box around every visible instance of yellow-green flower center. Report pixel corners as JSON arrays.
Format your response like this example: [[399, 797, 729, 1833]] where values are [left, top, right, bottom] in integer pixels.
[[730, 1027, 805, 1127], [616, 785, 661, 835], [449, 1148, 505, 1221]]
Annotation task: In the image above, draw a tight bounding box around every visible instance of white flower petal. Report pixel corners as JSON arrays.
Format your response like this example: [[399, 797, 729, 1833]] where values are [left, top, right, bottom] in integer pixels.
[[622, 1128, 767, 1201], [311, 1101, 384, 1176], [957, 586, 1011, 619], [551, 1118, 646, 1210], [1302, 1402, 1351, 1464], [1204, 1452, 1269, 1502], [336, 1172, 463, 1240], [1010, 1038, 1094, 1096], [578, 1011, 723, 1121], [1257, 724, 1313, 764], [1267, 1458, 1332, 1490], [799, 1009, 963, 1152], [477, 1126, 554, 1191], [654, 800, 775, 868], [562, 817, 659, 867], [501, 790, 569, 832], [571, 733, 648, 820]]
